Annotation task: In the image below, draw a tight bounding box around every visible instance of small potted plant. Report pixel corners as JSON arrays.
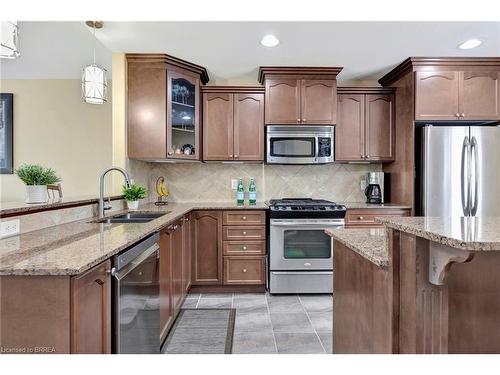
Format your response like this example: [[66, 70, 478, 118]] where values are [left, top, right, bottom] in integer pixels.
[[122, 183, 147, 210], [15, 164, 61, 204]]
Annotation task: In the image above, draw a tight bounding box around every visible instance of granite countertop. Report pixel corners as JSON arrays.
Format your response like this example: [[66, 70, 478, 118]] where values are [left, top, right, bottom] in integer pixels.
[[377, 216, 500, 251], [325, 228, 389, 267], [0, 202, 268, 276], [0, 195, 123, 217]]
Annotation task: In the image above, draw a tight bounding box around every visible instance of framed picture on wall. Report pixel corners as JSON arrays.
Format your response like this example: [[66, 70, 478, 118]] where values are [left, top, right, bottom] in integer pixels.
[[0, 93, 14, 174]]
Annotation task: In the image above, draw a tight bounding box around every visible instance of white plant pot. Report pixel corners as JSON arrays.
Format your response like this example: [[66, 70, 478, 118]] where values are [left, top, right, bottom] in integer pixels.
[[127, 200, 139, 210], [25, 185, 48, 204]]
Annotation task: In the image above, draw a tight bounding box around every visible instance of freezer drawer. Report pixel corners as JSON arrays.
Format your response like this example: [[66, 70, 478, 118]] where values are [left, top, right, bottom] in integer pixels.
[[269, 271, 333, 294]]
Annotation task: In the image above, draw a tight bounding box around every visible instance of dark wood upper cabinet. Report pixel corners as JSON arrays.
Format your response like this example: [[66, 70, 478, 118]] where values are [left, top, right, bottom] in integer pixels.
[[265, 79, 301, 124], [203, 92, 234, 160], [365, 94, 394, 161], [415, 69, 500, 121], [202, 87, 264, 162], [336, 93, 365, 162], [460, 71, 500, 120], [126, 54, 209, 161], [301, 79, 337, 124], [336, 88, 395, 163], [415, 71, 460, 121], [167, 70, 201, 160], [192, 210, 223, 285], [259, 67, 342, 125], [71, 259, 111, 354], [127, 62, 167, 159], [233, 93, 265, 161]]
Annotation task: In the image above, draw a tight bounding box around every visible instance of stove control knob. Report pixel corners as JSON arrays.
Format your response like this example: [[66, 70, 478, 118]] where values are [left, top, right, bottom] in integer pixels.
[[304, 262, 312, 267]]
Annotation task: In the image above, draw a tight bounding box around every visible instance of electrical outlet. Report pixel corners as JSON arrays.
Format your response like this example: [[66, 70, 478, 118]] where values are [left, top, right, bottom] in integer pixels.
[[231, 179, 238, 190], [0, 219, 20, 238]]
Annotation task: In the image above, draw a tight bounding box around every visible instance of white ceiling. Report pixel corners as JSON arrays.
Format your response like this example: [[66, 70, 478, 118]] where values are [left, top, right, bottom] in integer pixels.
[[1, 21, 499, 83], [97, 21, 500, 84], [0, 22, 112, 79]]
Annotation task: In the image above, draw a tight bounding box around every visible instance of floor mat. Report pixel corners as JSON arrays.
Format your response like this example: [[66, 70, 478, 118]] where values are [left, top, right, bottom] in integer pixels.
[[162, 308, 236, 354]]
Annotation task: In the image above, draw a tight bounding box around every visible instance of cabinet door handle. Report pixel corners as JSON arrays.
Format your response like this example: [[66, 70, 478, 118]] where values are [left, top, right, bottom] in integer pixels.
[[234, 155, 239, 158], [94, 278, 105, 286], [183, 217, 190, 222], [297, 118, 301, 123], [242, 269, 247, 273], [366, 155, 370, 159], [460, 113, 465, 117], [242, 246, 247, 250], [455, 113, 461, 118], [168, 151, 174, 155], [242, 216, 247, 220], [229, 154, 233, 158], [242, 231, 247, 235], [358, 216, 364, 220]]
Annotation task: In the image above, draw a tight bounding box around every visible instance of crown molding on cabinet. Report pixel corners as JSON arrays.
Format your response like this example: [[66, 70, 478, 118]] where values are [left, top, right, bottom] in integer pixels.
[[126, 53, 210, 84], [258, 66, 343, 84], [337, 86, 396, 94], [379, 57, 500, 86], [201, 86, 265, 93]]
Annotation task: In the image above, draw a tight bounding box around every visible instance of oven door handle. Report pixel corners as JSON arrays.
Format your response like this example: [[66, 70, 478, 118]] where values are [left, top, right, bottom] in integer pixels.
[[113, 243, 159, 281], [270, 221, 344, 227], [271, 271, 333, 275]]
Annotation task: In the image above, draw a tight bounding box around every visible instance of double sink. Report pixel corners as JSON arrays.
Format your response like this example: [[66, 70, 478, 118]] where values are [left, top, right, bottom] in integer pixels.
[[96, 211, 170, 224]]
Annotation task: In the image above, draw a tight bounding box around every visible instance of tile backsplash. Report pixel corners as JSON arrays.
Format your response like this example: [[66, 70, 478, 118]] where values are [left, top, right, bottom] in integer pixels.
[[129, 160, 381, 203]]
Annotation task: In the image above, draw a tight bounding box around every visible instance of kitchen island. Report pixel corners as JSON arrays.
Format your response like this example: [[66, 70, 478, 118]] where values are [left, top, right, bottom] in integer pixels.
[[327, 217, 500, 354]]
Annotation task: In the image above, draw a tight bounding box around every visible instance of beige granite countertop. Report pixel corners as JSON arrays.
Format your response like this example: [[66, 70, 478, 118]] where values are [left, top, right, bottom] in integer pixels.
[[326, 228, 388, 267], [0, 195, 123, 216], [377, 216, 500, 251], [0, 202, 268, 276]]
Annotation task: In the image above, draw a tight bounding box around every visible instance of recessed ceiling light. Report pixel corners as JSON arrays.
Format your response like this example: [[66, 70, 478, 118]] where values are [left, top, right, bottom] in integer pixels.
[[458, 39, 483, 50], [261, 35, 279, 47]]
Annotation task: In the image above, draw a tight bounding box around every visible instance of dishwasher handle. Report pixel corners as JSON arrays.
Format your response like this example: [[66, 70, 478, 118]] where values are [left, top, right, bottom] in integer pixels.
[[113, 243, 159, 281]]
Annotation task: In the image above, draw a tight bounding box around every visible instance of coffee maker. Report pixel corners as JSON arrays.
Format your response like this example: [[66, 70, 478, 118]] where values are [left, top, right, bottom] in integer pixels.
[[364, 172, 387, 204]]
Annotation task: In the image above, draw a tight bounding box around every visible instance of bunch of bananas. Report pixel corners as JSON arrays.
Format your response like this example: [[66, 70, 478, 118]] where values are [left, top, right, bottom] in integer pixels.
[[155, 176, 169, 205]]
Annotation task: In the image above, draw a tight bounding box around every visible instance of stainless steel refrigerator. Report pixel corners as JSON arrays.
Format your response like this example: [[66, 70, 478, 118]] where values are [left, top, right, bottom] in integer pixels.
[[420, 124, 500, 217]]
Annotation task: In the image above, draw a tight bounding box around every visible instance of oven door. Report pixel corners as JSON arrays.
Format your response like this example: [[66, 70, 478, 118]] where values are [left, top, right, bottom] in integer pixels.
[[269, 219, 343, 270]]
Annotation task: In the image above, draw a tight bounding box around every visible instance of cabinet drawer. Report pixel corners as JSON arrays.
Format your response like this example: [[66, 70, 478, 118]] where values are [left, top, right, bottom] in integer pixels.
[[223, 210, 266, 226], [223, 226, 265, 241], [223, 256, 265, 285], [345, 208, 409, 227], [223, 241, 266, 256]]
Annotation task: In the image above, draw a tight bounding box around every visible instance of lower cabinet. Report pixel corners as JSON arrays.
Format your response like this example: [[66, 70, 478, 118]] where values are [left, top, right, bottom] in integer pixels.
[[159, 227, 173, 342], [345, 208, 410, 228], [223, 256, 265, 285], [182, 214, 192, 293], [192, 211, 223, 285], [171, 219, 184, 316], [70, 259, 112, 354]]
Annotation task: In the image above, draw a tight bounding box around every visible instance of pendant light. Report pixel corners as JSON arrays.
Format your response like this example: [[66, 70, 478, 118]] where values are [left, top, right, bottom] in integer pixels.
[[1, 21, 20, 59], [82, 21, 108, 104]]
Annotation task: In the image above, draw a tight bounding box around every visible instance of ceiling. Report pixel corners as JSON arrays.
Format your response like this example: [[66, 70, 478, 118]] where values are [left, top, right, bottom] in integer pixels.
[[1, 21, 499, 83], [96, 21, 500, 84]]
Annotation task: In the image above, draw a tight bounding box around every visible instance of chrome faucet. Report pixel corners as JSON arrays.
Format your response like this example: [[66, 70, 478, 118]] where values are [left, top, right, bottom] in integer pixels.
[[99, 167, 132, 219]]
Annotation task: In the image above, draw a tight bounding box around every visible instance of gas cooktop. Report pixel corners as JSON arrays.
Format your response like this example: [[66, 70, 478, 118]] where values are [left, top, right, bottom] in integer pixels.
[[268, 198, 346, 219]]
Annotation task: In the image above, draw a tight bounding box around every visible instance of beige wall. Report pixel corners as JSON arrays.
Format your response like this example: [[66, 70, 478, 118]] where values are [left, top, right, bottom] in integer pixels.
[[0, 79, 113, 203]]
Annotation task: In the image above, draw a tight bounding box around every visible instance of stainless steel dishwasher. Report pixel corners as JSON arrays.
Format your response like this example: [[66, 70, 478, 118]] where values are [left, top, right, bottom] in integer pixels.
[[112, 233, 160, 354]]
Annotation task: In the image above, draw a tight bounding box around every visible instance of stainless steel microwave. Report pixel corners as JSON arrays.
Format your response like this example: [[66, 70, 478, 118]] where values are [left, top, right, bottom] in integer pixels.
[[266, 125, 335, 164]]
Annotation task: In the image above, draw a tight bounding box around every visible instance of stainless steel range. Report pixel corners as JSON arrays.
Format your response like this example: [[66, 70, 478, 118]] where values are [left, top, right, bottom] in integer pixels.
[[268, 198, 346, 294]]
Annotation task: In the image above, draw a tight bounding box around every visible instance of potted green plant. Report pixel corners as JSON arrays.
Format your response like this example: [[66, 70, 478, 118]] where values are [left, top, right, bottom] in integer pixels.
[[15, 164, 61, 204], [122, 183, 147, 210]]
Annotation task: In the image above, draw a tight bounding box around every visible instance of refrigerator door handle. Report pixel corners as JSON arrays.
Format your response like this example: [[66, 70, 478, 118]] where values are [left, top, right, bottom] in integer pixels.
[[461, 136, 470, 216], [470, 136, 479, 216]]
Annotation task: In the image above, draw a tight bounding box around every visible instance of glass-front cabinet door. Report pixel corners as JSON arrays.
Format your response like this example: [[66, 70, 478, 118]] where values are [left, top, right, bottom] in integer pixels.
[[167, 70, 200, 160]]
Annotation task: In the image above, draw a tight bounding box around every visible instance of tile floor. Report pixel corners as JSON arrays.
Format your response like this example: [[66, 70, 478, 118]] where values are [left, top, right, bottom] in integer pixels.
[[181, 292, 333, 354]]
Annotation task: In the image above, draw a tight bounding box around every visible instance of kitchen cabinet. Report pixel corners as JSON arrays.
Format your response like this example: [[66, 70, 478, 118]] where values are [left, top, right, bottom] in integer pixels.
[[336, 88, 395, 162], [223, 256, 265, 285], [258, 67, 342, 125], [170, 219, 184, 316], [192, 210, 223, 285], [202, 87, 264, 161], [415, 70, 500, 121], [345, 208, 410, 228], [159, 227, 173, 342], [126, 54, 209, 161], [70, 260, 112, 354]]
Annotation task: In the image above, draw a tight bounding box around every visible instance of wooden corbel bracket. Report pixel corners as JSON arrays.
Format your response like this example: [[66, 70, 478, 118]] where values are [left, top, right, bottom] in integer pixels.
[[429, 242, 474, 285]]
